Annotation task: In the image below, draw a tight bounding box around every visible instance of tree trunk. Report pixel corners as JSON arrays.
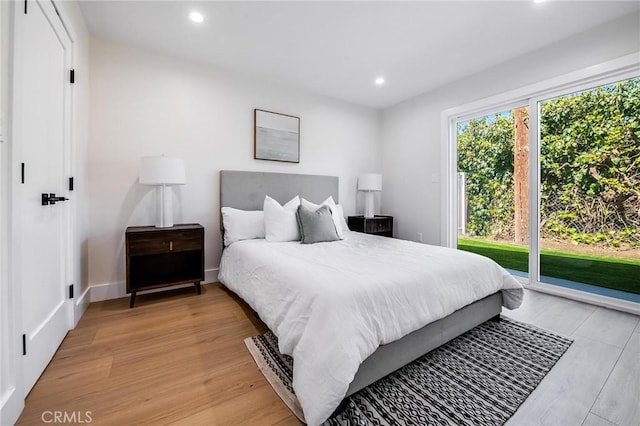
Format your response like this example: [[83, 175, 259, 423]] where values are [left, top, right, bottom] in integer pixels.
[[514, 107, 529, 245]]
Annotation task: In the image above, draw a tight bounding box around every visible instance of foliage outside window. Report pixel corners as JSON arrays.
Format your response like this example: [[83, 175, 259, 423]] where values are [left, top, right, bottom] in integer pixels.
[[457, 77, 639, 249]]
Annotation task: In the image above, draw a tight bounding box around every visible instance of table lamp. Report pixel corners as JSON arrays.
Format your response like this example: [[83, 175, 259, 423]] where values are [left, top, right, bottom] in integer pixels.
[[358, 173, 382, 219], [139, 156, 186, 228]]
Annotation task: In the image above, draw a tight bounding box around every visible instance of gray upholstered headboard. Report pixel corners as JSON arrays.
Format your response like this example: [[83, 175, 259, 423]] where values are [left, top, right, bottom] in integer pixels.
[[220, 170, 339, 211]]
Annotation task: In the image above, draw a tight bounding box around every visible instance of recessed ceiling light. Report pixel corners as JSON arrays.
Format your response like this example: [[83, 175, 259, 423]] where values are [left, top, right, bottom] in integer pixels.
[[189, 11, 204, 23], [375, 77, 385, 85], [533, 0, 545, 3]]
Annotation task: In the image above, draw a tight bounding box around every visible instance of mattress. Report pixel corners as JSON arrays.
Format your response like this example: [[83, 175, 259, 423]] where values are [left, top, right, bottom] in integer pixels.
[[218, 231, 523, 425]]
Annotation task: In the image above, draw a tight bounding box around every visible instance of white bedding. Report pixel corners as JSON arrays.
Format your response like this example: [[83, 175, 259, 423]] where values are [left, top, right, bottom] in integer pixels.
[[218, 232, 523, 425]]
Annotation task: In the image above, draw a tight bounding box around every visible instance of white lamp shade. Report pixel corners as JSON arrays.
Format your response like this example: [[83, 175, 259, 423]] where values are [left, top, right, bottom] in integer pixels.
[[358, 173, 382, 191], [139, 156, 186, 185]]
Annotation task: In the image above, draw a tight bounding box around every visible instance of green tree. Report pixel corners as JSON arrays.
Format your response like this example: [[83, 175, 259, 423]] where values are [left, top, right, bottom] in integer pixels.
[[457, 114, 515, 238]]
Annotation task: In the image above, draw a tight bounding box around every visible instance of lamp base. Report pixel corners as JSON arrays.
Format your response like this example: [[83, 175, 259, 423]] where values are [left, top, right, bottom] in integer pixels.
[[363, 191, 375, 219], [155, 185, 174, 228]]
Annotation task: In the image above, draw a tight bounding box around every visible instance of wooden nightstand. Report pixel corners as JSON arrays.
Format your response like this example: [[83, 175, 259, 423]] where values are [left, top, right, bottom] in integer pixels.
[[347, 215, 393, 238], [125, 224, 204, 308]]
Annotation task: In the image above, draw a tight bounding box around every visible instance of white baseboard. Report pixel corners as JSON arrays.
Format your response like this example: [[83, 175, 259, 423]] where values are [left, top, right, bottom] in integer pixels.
[[90, 268, 219, 302], [204, 268, 218, 284], [72, 286, 90, 327], [89, 281, 124, 302]]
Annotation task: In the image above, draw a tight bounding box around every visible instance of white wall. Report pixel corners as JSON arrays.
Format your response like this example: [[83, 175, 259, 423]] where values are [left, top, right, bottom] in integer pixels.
[[380, 12, 640, 245], [88, 37, 381, 299]]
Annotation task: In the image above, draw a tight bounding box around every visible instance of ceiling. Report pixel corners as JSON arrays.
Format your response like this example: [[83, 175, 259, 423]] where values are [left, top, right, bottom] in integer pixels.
[[78, 1, 640, 109]]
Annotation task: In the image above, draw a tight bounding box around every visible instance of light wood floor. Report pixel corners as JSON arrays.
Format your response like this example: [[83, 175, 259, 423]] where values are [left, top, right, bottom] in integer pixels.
[[17, 284, 639, 426]]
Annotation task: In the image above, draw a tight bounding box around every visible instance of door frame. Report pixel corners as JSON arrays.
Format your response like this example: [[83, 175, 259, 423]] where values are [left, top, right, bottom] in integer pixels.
[[0, 2, 20, 425], [51, 0, 84, 328], [441, 53, 640, 314]]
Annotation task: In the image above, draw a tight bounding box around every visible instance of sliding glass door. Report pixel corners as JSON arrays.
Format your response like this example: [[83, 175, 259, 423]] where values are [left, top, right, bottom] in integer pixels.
[[456, 107, 530, 279], [455, 76, 639, 303], [534, 77, 640, 301]]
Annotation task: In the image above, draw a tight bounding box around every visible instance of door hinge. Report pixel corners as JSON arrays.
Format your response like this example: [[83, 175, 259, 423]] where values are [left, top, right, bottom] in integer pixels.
[[22, 334, 26, 355], [21, 163, 25, 184], [69, 177, 74, 191], [69, 284, 74, 299], [70, 69, 75, 84], [24, 0, 27, 14]]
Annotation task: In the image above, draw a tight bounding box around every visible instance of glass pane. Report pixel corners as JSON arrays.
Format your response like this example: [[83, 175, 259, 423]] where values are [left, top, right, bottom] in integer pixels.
[[539, 77, 640, 302], [456, 107, 529, 279]]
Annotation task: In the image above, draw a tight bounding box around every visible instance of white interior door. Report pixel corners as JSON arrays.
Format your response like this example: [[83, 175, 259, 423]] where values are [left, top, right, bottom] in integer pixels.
[[12, 0, 72, 395]]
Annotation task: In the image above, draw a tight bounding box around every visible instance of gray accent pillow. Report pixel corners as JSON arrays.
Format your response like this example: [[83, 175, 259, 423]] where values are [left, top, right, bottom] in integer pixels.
[[296, 204, 340, 244]]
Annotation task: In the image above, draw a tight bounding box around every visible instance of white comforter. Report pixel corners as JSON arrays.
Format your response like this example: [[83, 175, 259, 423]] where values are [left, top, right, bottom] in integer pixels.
[[218, 232, 523, 425]]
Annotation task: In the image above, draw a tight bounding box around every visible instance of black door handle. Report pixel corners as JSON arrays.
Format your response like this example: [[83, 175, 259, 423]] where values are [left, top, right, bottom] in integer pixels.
[[42, 193, 69, 206]]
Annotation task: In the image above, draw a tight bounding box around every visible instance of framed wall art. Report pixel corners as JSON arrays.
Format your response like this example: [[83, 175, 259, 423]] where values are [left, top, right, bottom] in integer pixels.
[[254, 109, 300, 163]]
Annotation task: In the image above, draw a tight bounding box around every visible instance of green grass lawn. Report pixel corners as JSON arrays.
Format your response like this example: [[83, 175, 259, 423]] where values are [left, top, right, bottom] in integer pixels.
[[457, 237, 640, 295]]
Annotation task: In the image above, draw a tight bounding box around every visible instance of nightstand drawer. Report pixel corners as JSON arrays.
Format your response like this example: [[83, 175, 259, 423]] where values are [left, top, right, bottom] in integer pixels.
[[348, 215, 393, 238], [128, 230, 202, 256], [366, 220, 392, 234]]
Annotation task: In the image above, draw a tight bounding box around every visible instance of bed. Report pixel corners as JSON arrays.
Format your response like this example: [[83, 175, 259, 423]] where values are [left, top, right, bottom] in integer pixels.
[[217, 170, 523, 425]]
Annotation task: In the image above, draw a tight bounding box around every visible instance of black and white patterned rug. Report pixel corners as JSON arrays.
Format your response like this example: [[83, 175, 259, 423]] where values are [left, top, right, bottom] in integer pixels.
[[244, 317, 573, 425]]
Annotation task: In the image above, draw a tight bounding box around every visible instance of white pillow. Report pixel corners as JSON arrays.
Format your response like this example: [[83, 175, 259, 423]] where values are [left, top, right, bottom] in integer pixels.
[[300, 196, 344, 238], [221, 207, 265, 247], [264, 195, 301, 242], [334, 204, 350, 234]]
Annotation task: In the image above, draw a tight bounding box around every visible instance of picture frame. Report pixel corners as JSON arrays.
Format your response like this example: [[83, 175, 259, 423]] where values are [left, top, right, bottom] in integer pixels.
[[254, 109, 300, 163]]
